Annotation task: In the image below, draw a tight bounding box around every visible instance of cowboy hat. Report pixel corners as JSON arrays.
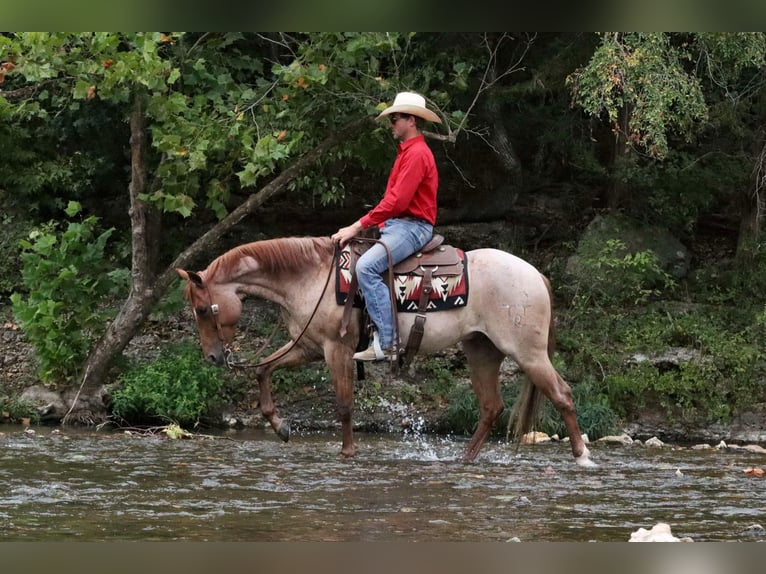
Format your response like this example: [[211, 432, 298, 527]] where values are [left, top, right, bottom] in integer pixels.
[[376, 91, 441, 123]]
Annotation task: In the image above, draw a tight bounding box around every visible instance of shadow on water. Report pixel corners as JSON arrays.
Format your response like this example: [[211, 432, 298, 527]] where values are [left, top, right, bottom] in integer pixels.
[[1, 424, 765, 541]]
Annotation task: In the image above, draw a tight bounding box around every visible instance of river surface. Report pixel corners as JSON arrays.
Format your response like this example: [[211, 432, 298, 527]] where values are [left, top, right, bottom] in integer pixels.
[[1, 425, 765, 542]]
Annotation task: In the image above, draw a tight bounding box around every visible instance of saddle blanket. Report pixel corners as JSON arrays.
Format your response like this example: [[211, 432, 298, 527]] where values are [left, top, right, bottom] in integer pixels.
[[335, 246, 469, 312]]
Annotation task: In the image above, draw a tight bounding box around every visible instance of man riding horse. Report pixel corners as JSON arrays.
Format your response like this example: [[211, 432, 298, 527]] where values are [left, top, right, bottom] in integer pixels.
[[331, 92, 441, 362]]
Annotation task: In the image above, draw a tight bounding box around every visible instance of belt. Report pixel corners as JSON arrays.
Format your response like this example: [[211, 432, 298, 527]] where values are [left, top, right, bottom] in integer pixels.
[[400, 216, 429, 224]]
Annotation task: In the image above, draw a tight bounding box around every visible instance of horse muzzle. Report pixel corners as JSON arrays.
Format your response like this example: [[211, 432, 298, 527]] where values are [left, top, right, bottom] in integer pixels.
[[205, 343, 232, 366]]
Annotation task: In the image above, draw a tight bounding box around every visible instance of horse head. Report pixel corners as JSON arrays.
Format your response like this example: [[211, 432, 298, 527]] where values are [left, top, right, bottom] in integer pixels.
[[176, 268, 242, 366]]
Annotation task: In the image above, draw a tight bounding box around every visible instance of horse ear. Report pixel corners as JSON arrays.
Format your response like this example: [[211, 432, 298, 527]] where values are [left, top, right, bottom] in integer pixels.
[[176, 268, 205, 288], [187, 271, 205, 288]]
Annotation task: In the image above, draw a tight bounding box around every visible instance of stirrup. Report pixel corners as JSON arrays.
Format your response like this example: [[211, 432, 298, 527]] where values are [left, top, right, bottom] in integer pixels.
[[352, 330, 397, 361]]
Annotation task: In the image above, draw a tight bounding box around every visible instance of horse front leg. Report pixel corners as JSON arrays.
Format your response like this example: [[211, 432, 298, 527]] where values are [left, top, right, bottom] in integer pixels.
[[254, 342, 313, 442], [324, 341, 357, 458], [254, 368, 290, 442]]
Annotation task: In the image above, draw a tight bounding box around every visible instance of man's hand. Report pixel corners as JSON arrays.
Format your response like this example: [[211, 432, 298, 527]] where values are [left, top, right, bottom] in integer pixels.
[[331, 220, 364, 248]]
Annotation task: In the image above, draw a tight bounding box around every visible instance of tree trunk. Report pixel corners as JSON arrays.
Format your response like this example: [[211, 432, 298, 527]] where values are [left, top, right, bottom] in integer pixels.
[[64, 114, 372, 423], [605, 105, 632, 211], [736, 132, 765, 260], [484, 86, 521, 176]]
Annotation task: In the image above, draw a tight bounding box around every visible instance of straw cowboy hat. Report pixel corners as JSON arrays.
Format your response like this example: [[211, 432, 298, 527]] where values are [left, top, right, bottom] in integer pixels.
[[376, 91, 441, 123]]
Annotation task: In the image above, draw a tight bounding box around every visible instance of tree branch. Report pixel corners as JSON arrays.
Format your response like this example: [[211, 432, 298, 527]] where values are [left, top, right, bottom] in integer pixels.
[[158, 115, 373, 290]]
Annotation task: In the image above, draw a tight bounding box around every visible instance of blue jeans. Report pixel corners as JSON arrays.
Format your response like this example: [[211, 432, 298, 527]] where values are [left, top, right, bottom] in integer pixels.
[[356, 217, 433, 350]]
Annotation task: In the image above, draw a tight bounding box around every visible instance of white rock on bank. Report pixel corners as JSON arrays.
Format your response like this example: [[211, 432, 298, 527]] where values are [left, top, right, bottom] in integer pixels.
[[644, 436, 665, 448], [597, 434, 634, 445], [629, 522, 692, 542]]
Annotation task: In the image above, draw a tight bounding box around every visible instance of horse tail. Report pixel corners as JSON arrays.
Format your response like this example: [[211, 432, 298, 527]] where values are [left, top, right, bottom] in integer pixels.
[[509, 273, 554, 445]]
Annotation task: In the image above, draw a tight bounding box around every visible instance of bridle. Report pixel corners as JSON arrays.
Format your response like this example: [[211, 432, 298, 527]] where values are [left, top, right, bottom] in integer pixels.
[[190, 247, 339, 370]]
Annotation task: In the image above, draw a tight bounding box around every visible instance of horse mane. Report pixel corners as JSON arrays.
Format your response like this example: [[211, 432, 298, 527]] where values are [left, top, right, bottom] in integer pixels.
[[206, 236, 335, 280]]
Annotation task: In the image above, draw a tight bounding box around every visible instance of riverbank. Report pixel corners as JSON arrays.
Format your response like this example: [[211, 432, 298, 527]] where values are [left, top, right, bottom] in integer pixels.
[[4, 302, 766, 447]]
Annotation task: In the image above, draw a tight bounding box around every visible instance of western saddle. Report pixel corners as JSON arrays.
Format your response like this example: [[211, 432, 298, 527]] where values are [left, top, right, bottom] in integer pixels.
[[340, 233, 464, 370]]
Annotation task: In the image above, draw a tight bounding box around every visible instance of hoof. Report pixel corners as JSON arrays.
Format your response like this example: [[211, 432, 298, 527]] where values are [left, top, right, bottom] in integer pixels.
[[576, 457, 598, 468], [575, 445, 597, 468], [276, 421, 290, 442]]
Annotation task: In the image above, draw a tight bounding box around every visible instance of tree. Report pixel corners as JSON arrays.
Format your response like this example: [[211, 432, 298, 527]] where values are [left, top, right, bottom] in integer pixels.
[[3, 32, 519, 422], [567, 32, 766, 256]]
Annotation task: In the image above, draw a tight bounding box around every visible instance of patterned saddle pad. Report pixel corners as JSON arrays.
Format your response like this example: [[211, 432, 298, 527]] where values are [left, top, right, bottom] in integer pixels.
[[335, 245, 469, 312]]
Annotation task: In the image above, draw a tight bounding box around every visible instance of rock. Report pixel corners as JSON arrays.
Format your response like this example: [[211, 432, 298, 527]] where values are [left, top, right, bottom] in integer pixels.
[[627, 347, 709, 369], [21, 385, 67, 418], [690, 443, 711, 450], [566, 214, 690, 280], [597, 433, 633, 445], [519, 431, 551, 444], [644, 436, 665, 448], [629, 522, 689, 542]]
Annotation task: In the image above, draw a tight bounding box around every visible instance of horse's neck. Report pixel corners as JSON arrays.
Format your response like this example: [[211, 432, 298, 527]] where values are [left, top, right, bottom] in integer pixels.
[[226, 259, 330, 313]]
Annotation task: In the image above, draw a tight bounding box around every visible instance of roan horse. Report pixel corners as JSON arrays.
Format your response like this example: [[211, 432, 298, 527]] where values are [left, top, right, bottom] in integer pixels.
[[176, 236, 595, 467]]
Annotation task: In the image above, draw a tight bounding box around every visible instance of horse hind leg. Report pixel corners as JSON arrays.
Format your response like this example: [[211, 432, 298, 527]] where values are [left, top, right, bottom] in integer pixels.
[[461, 334, 506, 462], [522, 360, 596, 467]]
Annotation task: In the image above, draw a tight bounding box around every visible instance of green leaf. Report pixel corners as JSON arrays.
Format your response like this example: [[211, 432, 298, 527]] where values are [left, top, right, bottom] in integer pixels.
[[64, 201, 82, 218]]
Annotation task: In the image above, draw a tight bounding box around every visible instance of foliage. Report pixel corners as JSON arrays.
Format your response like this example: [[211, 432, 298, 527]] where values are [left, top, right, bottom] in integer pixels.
[[568, 33, 709, 158], [639, 150, 750, 232], [162, 423, 193, 439], [691, 247, 766, 305], [0, 211, 34, 295], [413, 355, 468, 399], [568, 33, 765, 160], [1, 395, 40, 425], [538, 378, 619, 440], [110, 342, 227, 427], [444, 374, 618, 441], [558, 297, 765, 424], [272, 365, 331, 395], [10, 202, 127, 385], [571, 238, 675, 307]]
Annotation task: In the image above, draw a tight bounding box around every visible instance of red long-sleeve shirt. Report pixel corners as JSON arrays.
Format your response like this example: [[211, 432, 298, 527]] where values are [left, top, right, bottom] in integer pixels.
[[359, 135, 438, 229]]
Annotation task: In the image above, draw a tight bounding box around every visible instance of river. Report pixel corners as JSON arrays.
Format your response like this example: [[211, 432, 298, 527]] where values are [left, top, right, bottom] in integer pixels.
[[1, 425, 764, 542]]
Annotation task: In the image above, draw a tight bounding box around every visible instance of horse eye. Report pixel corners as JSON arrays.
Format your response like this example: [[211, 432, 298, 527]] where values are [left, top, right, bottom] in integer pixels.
[[195, 306, 209, 317]]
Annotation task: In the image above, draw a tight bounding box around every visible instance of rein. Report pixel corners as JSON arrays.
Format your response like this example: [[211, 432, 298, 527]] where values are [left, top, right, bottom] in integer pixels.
[[202, 246, 339, 370]]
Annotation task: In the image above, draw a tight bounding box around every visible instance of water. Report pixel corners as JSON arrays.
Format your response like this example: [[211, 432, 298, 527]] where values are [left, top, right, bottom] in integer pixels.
[[1, 425, 765, 542]]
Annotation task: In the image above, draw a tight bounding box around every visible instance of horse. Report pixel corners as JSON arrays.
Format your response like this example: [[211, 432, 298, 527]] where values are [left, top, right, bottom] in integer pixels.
[[176, 236, 596, 467]]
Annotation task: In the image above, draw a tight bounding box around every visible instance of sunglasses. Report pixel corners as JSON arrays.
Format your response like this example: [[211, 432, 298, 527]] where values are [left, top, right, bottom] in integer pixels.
[[389, 114, 411, 124]]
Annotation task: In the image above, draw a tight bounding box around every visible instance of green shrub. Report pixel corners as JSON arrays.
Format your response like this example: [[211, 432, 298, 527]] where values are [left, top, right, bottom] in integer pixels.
[[414, 355, 468, 399], [272, 365, 330, 394], [10, 201, 127, 385], [1, 395, 41, 425], [539, 378, 619, 440], [0, 212, 34, 296], [605, 316, 764, 422], [691, 248, 766, 305], [110, 342, 227, 427], [576, 239, 676, 307], [444, 377, 618, 441]]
